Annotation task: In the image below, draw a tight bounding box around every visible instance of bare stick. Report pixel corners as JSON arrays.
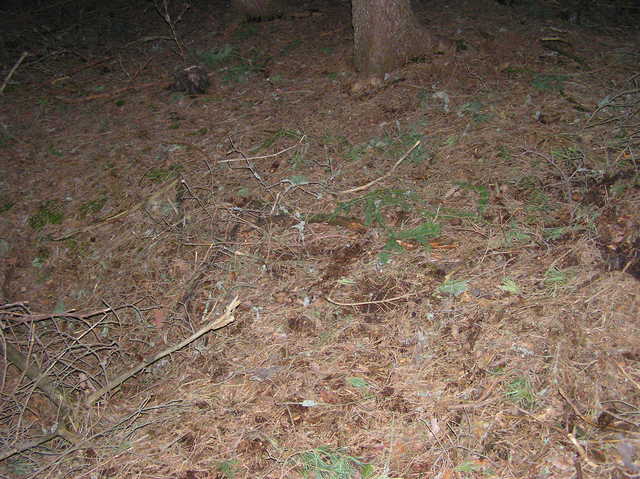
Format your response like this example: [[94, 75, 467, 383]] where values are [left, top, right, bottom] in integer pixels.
[[2, 342, 72, 415], [0, 51, 29, 95], [336, 140, 420, 195], [86, 297, 240, 405], [1, 303, 138, 324], [154, 0, 190, 58], [219, 136, 305, 163], [0, 432, 57, 462], [325, 289, 424, 307]]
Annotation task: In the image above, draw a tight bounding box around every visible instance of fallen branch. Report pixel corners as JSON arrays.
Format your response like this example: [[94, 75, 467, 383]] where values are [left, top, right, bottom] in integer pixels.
[[0, 424, 80, 462], [2, 342, 72, 416], [0, 432, 57, 462], [86, 296, 240, 405]]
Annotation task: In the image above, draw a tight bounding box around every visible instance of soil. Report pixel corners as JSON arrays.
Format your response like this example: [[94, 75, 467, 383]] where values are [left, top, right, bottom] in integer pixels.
[[1, 0, 640, 478]]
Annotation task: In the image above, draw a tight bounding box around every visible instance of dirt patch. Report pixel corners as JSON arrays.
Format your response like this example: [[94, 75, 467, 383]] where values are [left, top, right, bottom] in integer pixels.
[[1, 0, 640, 478]]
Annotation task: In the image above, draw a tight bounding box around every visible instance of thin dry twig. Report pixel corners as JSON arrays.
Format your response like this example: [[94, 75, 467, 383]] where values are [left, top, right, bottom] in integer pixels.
[[2, 342, 71, 414], [154, 0, 190, 59], [1, 304, 138, 324], [1, 51, 29, 94], [219, 136, 306, 163], [53, 178, 179, 240], [335, 140, 420, 195], [0, 432, 58, 462], [24, 397, 182, 478], [617, 363, 640, 392], [86, 296, 240, 405], [325, 288, 426, 306]]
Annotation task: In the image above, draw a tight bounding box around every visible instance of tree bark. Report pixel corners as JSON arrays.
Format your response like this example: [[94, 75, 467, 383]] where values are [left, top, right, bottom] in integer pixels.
[[352, 0, 434, 76], [231, 0, 444, 77]]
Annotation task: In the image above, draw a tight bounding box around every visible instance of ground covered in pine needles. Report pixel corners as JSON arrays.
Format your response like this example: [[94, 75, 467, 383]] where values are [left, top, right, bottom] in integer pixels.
[[1, 0, 640, 477]]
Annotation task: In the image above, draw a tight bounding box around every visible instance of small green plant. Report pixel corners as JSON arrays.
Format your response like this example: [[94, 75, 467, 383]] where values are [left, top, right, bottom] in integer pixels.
[[543, 226, 570, 241], [551, 146, 585, 170], [384, 221, 441, 252], [344, 126, 429, 164], [455, 461, 483, 473], [499, 277, 521, 295], [336, 189, 422, 228], [525, 189, 552, 213], [544, 266, 569, 296], [344, 143, 367, 162], [417, 89, 429, 109], [345, 376, 374, 399], [32, 255, 46, 269], [79, 195, 108, 217], [196, 44, 234, 67], [252, 128, 302, 153], [216, 459, 238, 478], [221, 54, 267, 83], [29, 200, 64, 230], [234, 24, 257, 41], [280, 39, 302, 55], [458, 101, 490, 123], [294, 446, 373, 479], [503, 222, 532, 245], [532, 73, 566, 92], [48, 146, 63, 157], [438, 279, 469, 297], [144, 164, 182, 182], [188, 127, 209, 136], [64, 238, 92, 259], [0, 129, 14, 148], [398, 130, 428, 164], [503, 65, 530, 75], [455, 182, 490, 216], [289, 151, 307, 168], [443, 135, 457, 146], [505, 377, 536, 410], [0, 196, 14, 214], [497, 145, 512, 162]]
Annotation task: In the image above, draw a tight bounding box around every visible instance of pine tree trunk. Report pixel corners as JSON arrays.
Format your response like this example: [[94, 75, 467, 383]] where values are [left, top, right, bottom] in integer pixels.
[[352, 0, 433, 76]]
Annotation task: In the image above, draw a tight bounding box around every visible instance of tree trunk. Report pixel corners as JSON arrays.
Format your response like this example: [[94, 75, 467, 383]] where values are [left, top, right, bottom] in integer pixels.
[[352, 0, 433, 76]]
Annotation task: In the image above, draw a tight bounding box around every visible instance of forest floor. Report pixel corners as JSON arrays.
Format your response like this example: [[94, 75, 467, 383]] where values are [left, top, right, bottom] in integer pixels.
[[1, 0, 640, 478]]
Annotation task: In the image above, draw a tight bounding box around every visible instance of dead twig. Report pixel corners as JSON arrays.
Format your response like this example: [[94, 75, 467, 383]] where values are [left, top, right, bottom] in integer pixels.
[[1, 303, 140, 324], [325, 289, 424, 307], [1, 51, 29, 95], [86, 296, 240, 405], [2, 342, 72, 415], [24, 397, 182, 478], [219, 136, 305, 163], [0, 432, 58, 462], [53, 178, 178, 240], [336, 140, 420, 195], [154, 0, 190, 59]]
